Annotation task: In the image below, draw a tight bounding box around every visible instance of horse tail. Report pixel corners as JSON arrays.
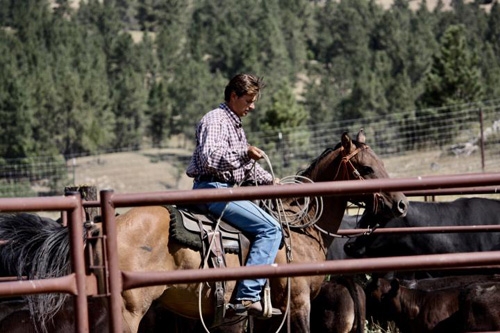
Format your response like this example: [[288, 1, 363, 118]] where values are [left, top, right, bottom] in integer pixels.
[[337, 276, 365, 333], [0, 213, 72, 333]]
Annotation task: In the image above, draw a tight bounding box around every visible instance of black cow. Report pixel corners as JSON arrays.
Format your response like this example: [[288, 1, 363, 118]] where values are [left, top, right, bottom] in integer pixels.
[[344, 198, 500, 277], [326, 214, 361, 261]]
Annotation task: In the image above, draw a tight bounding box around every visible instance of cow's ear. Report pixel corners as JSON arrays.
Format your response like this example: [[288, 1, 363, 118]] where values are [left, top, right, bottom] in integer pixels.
[[409, 305, 420, 319], [389, 278, 400, 295]]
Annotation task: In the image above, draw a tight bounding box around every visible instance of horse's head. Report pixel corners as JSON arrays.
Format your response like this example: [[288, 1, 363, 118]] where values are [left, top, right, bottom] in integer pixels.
[[301, 129, 408, 219], [339, 130, 408, 218]]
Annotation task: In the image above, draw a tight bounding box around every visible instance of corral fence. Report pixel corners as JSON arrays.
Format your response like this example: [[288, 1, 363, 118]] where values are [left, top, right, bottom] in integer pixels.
[[0, 173, 500, 332]]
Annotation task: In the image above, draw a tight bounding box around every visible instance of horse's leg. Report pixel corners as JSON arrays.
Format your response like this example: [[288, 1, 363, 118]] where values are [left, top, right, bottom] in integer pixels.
[[121, 285, 167, 333], [114, 207, 174, 332], [261, 238, 324, 333], [252, 297, 311, 333], [250, 288, 311, 333], [288, 292, 311, 332]]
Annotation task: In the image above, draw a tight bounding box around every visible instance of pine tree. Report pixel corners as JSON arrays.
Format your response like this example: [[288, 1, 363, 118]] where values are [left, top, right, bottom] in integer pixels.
[[408, 1, 438, 93], [166, 58, 226, 138], [258, 80, 309, 173], [420, 24, 482, 107], [108, 34, 148, 149], [277, 0, 313, 74], [311, 0, 382, 121], [340, 59, 389, 120], [146, 81, 171, 147], [136, 0, 155, 31], [303, 65, 343, 126], [76, 28, 115, 154], [0, 53, 34, 158], [486, 1, 500, 60], [155, 0, 190, 75], [480, 42, 500, 99], [418, 24, 482, 146]]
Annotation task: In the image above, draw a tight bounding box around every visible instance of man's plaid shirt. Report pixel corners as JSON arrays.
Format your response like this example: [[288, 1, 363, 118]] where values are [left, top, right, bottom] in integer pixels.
[[186, 103, 273, 185]]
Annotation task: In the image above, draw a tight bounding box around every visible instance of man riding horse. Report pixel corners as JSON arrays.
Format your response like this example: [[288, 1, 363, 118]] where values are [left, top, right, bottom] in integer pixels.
[[185, 73, 283, 318]]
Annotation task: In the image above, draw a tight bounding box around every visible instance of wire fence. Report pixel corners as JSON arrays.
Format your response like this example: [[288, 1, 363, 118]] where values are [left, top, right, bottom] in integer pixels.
[[254, 99, 500, 179], [1, 99, 500, 198]]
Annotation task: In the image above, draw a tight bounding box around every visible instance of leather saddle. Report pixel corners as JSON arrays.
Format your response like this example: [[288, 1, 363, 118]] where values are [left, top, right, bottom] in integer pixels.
[[168, 205, 250, 259], [167, 204, 251, 324]]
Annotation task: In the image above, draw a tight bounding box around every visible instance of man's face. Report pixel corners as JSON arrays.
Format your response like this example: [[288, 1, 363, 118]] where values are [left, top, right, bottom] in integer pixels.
[[228, 92, 257, 118]]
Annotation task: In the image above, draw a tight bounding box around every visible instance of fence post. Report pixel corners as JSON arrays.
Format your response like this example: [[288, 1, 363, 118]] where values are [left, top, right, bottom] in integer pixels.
[[64, 185, 99, 223], [65, 191, 89, 333], [479, 108, 485, 172], [100, 189, 123, 333]]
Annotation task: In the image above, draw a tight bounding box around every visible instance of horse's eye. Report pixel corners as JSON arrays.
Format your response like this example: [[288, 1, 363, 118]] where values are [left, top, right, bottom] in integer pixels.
[[360, 166, 374, 176]]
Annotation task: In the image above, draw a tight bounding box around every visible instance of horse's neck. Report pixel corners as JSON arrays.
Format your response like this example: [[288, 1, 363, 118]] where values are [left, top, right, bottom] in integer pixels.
[[305, 149, 347, 244], [317, 196, 348, 249]]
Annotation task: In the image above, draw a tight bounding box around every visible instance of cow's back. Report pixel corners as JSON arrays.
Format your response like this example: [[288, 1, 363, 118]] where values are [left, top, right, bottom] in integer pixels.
[[345, 198, 500, 263], [458, 281, 500, 331]]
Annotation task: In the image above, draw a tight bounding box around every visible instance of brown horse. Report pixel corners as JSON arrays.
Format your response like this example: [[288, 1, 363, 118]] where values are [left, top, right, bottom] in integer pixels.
[[114, 130, 409, 333]]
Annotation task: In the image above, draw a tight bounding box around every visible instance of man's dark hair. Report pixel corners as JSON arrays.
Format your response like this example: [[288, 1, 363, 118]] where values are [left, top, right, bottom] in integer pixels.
[[224, 73, 265, 102]]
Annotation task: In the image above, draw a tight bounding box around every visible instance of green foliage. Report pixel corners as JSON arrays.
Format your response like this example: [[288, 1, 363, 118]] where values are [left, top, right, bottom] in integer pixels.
[[0, 28, 37, 159], [431, 24, 483, 105], [0, 179, 36, 198], [263, 86, 307, 129], [418, 24, 483, 146], [253, 80, 310, 175], [277, 0, 313, 74], [166, 57, 226, 138], [108, 33, 148, 149], [0, 0, 499, 179], [146, 81, 171, 147], [486, 2, 500, 56]]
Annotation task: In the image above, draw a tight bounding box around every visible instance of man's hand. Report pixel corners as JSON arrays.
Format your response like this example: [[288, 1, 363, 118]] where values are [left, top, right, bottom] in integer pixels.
[[248, 146, 264, 160]]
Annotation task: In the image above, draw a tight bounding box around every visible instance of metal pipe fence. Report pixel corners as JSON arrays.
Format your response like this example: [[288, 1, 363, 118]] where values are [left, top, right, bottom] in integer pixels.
[[0, 173, 500, 332]]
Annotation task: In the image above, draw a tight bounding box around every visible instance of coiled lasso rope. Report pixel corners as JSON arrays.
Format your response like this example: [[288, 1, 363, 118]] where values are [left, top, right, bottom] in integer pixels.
[[259, 153, 323, 230]]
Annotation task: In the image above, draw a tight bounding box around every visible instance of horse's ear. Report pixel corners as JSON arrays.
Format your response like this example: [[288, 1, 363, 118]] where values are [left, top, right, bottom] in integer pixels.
[[356, 128, 366, 143], [341, 131, 354, 153]]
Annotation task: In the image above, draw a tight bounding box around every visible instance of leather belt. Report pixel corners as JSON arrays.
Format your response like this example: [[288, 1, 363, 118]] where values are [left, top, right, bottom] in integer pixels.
[[195, 175, 233, 184]]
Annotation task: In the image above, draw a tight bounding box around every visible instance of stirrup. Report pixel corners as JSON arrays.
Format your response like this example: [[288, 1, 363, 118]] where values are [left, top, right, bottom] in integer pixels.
[[262, 284, 273, 318]]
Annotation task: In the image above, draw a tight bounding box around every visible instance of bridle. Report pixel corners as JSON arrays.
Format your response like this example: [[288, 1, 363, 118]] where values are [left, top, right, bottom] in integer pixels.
[[333, 144, 384, 215], [313, 144, 384, 239]]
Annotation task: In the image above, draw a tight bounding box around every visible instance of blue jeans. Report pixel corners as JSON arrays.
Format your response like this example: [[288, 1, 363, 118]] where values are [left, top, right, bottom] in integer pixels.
[[193, 180, 282, 302]]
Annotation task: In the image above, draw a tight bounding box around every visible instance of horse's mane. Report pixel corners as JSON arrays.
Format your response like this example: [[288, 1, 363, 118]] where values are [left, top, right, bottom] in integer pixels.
[[0, 213, 74, 333], [298, 147, 337, 178], [299, 139, 368, 179]]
